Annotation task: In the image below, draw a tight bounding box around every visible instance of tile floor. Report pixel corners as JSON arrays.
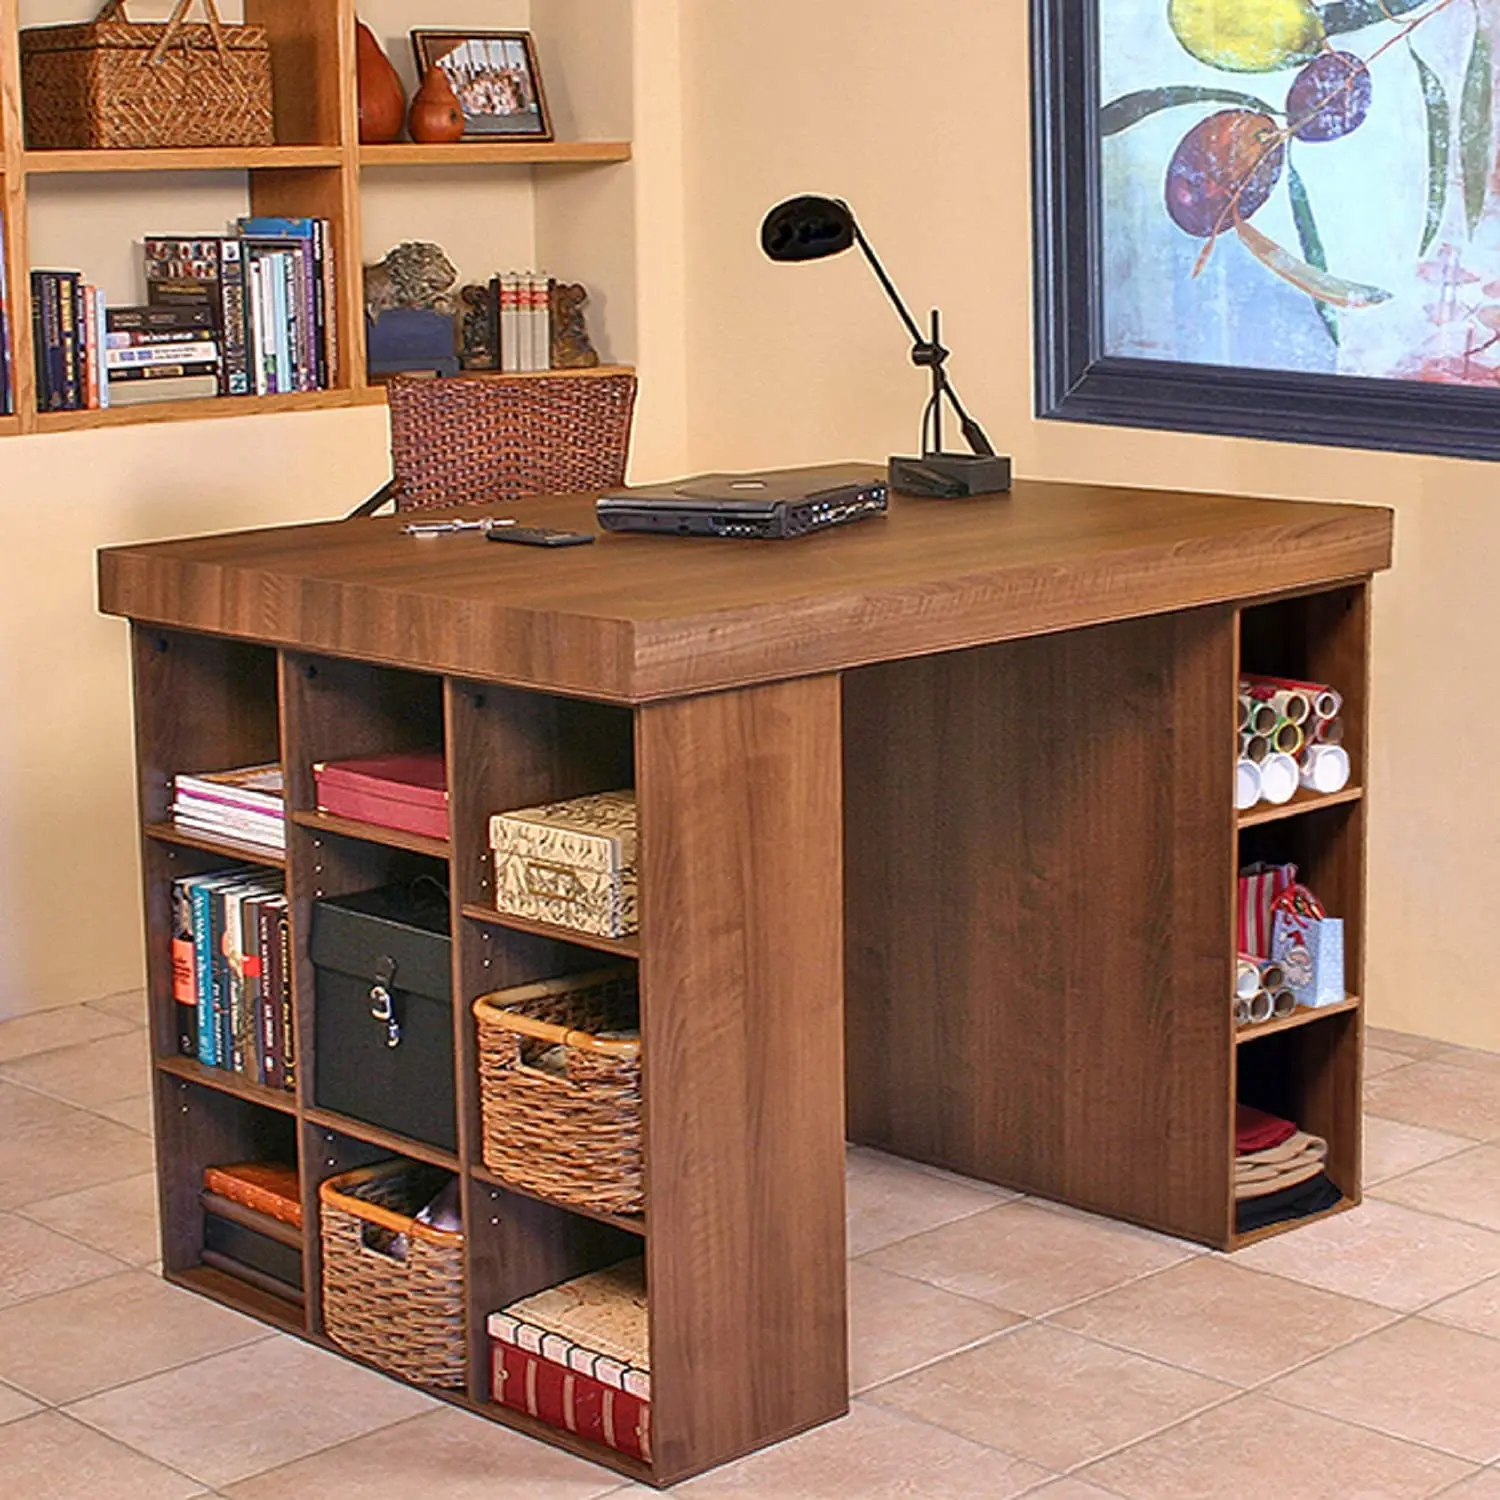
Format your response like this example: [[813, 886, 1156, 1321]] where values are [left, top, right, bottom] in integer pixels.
[[3, 996, 1500, 1497]]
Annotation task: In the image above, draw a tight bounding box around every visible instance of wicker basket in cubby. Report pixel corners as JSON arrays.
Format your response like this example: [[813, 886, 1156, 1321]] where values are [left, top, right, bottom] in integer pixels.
[[473, 967, 642, 1215], [319, 1160, 465, 1389]]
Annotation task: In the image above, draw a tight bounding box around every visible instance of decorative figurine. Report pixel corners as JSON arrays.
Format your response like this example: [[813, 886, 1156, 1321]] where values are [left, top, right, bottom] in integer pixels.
[[549, 281, 601, 369], [408, 64, 465, 145], [364, 242, 461, 378], [364, 241, 459, 323], [459, 283, 500, 370], [356, 21, 406, 144]]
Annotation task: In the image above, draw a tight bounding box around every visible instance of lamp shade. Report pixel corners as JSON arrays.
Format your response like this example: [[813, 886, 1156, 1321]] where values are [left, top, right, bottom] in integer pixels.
[[760, 195, 856, 262]]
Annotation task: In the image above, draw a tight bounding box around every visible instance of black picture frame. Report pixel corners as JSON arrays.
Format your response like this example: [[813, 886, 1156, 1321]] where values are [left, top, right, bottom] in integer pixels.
[[1031, 0, 1500, 462], [410, 30, 552, 142]]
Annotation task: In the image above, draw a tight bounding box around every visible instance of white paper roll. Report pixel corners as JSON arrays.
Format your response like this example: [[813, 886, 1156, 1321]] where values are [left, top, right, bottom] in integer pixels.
[[1235, 759, 1263, 810], [1258, 752, 1299, 805], [1300, 743, 1350, 794], [1312, 687, 1342, 720], [1271, 988, 1298, 1019], [1243, 734, 1270, 763], [1236, 957, 1262, 1000], [1248, 990, 1274, 1024]]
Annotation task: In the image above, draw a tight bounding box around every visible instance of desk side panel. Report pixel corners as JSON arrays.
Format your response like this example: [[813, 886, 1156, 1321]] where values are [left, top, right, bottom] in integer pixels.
[[637, 675, 848, 1483], [844, 607, 1236, 1245]]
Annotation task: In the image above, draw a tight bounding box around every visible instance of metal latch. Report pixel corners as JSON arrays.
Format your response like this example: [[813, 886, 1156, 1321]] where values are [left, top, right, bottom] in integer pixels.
[[369, 955, 400, 1048]]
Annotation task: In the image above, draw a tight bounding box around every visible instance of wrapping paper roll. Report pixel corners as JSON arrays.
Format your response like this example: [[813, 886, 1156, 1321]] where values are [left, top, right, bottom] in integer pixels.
[[1243, 734, 1270, 763], [1300, 743, 1350, 794], [1259, 960, 1286, 991], [1236, 956, 1262, 1000], [1271, 988, 1298, 1019], [1244, 674, 1339, 724], [1235, 759, 1262, 810], [1258, 753, 1299, 805], [1247, 990, 1274, 1024], [1234, 995, 1253, 1026], [1248, 701, 1279, 736], [1270, 689, 1311, 725], [1238, 694, 1253, 732], [1273, 719, 1304, 755], [1312, 716, 1344, 746]]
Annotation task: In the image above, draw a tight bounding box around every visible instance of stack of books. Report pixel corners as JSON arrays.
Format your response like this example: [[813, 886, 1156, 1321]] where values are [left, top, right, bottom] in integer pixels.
[[488, 1257, 651, 1462], [147, 218, 336, 397], [171, 868, 293, 1090], [29, 271, 109, 411], [106, 304, 220, 407], [28, 215, 336, 410], [489, 271, 554, 371], [172, 763, 285, 853]]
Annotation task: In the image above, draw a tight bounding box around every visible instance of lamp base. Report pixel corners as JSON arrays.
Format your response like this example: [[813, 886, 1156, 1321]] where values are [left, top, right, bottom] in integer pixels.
[[888, 452, 1012, 499]]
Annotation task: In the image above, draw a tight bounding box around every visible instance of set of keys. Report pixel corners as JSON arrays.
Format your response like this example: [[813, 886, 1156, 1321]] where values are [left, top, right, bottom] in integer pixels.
[[401, 515, 595, 547], [401, 516, 516, 537]]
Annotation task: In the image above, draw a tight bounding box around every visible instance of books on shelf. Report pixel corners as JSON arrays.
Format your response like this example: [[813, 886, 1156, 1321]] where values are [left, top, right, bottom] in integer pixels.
[[488, 1257, 651, 1462], [490, 271, 554, 371], [30, 271, 110, 413], [173, 762, 285, 852], [312, 749, 449, 840], [172, 867, 294, 1092]]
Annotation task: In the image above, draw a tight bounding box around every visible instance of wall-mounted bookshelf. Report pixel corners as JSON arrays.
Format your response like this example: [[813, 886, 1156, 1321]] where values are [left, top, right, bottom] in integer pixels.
[[0, 0, 633, 433]]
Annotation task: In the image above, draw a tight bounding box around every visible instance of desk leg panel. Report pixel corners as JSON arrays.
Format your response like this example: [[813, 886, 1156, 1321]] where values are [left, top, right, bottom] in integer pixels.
[[637, 674, 848, 1483], [844, 608, 1235, 1245]]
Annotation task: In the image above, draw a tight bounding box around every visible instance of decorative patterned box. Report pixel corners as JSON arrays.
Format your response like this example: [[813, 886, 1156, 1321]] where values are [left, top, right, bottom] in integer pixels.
[[487, 1257, 650, 1463], [488, 790, 637, 938]]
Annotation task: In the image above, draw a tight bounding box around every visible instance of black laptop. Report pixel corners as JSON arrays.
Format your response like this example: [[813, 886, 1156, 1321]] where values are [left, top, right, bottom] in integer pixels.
[[595, 463, 888, 539]]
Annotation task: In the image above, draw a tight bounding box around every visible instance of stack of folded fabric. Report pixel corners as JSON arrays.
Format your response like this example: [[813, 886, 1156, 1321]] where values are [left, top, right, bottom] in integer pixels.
[[1235, 1104, 1343, 1233]]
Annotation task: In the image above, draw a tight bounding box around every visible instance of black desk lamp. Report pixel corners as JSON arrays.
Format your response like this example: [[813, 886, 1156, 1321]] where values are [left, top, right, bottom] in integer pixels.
[[760, 194, 1011, 498]]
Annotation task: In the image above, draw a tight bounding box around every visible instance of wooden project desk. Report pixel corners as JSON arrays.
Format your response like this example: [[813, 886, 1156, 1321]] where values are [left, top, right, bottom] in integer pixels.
[[100, 478, 1393, 1485]]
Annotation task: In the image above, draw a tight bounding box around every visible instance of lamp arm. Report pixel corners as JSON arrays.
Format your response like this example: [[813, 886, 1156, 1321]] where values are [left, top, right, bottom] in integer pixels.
[[848, 219, 928, 349], [847, 214, 996, 459]]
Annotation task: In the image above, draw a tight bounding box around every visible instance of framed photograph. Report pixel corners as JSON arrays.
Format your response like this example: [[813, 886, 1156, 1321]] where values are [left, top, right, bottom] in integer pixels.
[[410, 30, 551, 141], [1033, 0, 1500, 460]]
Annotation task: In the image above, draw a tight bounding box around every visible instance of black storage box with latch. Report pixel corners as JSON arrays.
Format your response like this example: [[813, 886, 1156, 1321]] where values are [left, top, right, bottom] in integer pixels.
[[310, 881, 455, 1152]]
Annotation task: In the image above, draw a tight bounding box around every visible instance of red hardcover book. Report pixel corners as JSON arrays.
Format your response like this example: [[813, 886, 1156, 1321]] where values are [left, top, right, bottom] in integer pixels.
[[202, 1162, 303, 1228], [313, 750, 448, 839], [490, 1342, 651, 1463]]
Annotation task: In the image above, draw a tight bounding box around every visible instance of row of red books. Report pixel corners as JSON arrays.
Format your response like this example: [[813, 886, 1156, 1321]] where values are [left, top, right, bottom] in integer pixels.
[[489, 1257, 650, 1463]]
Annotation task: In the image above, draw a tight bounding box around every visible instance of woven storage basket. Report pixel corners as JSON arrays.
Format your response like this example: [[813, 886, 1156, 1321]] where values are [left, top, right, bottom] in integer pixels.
[[386, 370, 637, 511], [319, 1161, 466, 1389], [22, 0, 274, 151], [473, 967, 642, 1214]]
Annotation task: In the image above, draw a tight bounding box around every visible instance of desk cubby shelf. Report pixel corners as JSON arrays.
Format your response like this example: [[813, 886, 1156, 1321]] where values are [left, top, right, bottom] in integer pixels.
[[107, 485, 1392, 1482], [291, 809, 448, 860], [1230, 584, 1368, 1248], [460, 903, 640, 960], [1237, 785, 1363, 829], [1235, 993, 1362, 1046], [145, 821, 286, 869], [156, 1053, 298, 1115]]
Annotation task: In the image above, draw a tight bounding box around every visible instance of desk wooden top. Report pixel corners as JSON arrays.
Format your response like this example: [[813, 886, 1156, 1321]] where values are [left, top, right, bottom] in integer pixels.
[[98, 477, 1393, 702]]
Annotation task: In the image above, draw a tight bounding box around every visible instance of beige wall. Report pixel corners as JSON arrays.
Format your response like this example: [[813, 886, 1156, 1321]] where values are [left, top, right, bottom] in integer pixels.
[[4, 0, 1493, 1050], [672, 1, 1491, 1048]]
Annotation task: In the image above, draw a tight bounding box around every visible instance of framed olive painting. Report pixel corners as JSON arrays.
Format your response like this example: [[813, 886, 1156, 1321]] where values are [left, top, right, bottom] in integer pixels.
[[1033, 0, 1500, 458]]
